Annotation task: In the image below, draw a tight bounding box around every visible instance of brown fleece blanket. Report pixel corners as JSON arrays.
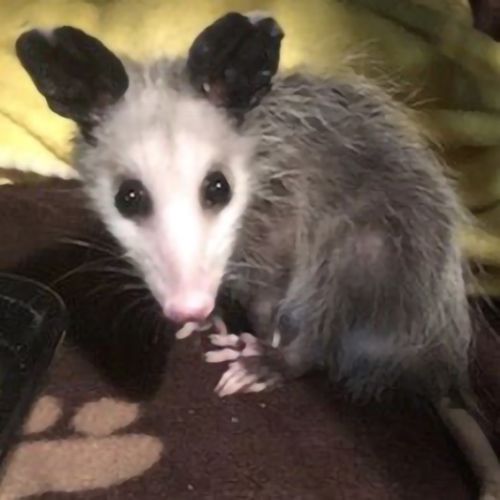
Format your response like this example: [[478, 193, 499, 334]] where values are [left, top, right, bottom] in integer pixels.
[[0, 179, 499, 499]]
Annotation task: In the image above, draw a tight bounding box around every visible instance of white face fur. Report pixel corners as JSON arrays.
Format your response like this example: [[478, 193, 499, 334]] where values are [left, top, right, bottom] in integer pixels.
[[76, 72, 255, 324]]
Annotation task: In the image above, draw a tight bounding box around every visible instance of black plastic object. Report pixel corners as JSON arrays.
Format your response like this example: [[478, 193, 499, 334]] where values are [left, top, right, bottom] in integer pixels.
[[0, 273, 67, 467]]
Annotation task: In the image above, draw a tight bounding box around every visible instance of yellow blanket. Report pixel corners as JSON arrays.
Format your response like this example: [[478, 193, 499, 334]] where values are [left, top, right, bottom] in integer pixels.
[[1, 0, 499, 294]]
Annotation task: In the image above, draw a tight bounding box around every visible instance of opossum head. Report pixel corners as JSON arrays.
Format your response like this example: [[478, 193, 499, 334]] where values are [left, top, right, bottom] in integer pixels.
[[16, 13, 283, 325]]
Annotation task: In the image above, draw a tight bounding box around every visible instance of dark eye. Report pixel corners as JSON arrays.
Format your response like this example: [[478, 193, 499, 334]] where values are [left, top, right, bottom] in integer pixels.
[[201, 170, 232, 210], [114, 179, 152, 218]]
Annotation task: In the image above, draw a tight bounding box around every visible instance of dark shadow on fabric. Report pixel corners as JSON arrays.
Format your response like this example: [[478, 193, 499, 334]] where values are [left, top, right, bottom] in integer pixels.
[[295, 298, 500, 500], [10, 238, 173, 401]]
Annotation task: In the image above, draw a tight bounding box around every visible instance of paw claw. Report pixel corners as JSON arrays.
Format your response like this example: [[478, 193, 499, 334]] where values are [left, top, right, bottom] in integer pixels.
[[176, 316, 229, 340], [209, 333, 240, 347], [216, 362, 258, 397], [175, 322, 198, 340], [239, 333, 258, 344], [243, 381, 269, 393], [239, 334, 262, 357], [204, 348, 240, 363], [214, 362, 239, 392], [208, 332, 283, 397], [212, 316, 228, 336]]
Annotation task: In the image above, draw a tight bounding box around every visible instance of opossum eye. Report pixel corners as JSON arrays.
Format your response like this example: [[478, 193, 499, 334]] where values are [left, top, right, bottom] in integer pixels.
[[201, 170, 232, 210], [115, 179, 152, 218]]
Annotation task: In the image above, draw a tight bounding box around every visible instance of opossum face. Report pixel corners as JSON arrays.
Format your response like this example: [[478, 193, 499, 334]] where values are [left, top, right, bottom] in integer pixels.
[[16, 14, 282, 324], [79, 88, 254, 323]]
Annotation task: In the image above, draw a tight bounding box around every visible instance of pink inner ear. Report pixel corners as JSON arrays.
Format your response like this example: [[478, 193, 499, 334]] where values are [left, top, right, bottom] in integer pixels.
[[207, 80, 228, 107], [96, 92, 115, 107]]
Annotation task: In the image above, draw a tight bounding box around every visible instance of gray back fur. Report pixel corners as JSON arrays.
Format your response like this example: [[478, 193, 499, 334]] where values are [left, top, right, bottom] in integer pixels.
[[228, 71, 472, 402]]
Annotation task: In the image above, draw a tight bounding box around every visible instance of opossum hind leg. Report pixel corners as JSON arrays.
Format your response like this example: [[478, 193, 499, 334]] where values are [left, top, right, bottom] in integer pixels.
[[436, 396, 500, 500]]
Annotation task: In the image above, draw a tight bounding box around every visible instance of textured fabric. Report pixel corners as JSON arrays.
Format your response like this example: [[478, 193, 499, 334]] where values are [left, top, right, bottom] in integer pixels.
[[1, 0, 419, 180], [0, 178, 499, 499], [0, 0, 469, 180]]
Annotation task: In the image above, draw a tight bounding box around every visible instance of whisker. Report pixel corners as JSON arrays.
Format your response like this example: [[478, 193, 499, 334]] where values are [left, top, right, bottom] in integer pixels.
[[57, 235, 123, 258], [118, 282, 149, 293], [82, 279, 146, 301], [90, 265, 141, 280], [111, 294, 155, 332], [50, 255, 129, 286], [139, 300, 164, 335]]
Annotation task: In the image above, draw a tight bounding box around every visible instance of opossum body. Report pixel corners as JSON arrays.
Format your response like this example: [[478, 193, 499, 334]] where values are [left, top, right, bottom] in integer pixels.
[[208, 70, 472, 404], [15, 13, 500, 499]]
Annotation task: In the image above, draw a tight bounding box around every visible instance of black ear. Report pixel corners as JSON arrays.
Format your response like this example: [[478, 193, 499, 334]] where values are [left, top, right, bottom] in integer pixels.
[[16, 26, 129, 135], [187, 12, 284, 117]]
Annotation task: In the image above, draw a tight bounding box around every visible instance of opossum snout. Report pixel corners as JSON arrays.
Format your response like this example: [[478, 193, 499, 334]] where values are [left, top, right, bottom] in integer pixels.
[[163, 291, 215, 324]]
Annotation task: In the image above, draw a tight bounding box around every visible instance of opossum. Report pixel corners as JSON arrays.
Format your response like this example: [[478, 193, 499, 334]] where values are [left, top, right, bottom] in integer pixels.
[[15, 12, 500, 499]]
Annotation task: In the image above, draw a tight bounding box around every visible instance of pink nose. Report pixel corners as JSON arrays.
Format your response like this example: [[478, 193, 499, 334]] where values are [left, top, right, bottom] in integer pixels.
[[163, 293, 214, 324]]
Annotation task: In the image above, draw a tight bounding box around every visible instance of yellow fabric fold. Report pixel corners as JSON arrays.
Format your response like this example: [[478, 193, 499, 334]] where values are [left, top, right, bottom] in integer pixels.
[[1, 0, 500, 294]]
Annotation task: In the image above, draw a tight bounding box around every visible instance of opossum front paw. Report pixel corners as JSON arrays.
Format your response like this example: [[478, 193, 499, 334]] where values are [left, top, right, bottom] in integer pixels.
[[175, 315, 228, 339], [205, 333, 284, 397]]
